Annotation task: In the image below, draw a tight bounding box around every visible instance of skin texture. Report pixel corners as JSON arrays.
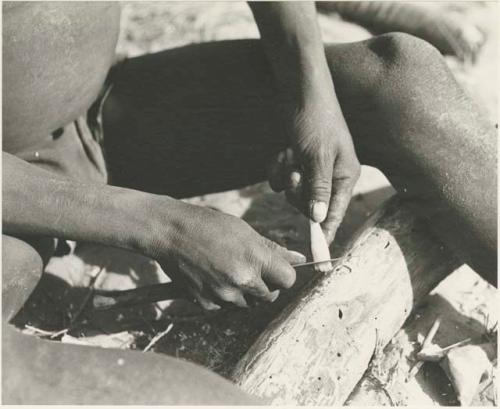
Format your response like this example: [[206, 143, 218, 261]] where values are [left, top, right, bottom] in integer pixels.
[[2, 323, 263, 405], [2, 2, 120, 151], [102, 37, 496, 283], [2, 2, 497, 405]]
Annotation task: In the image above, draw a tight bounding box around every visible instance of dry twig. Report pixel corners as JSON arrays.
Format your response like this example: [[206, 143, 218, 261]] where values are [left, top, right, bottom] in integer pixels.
[[143, 322, 174, 352]]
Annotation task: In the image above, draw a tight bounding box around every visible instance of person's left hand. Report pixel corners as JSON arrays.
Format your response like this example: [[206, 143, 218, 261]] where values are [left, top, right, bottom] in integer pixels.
[[268, 92, 361, 244]]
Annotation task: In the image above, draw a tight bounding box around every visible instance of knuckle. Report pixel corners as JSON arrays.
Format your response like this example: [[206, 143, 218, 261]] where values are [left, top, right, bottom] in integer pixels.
[[309, 180, 332, 201], [262, 237, 280, 252], [326, 213, 343, 226], [233, 271, 258, 289], [307, 171, 331, 189], [312, 152, 334, 170], [350, 161, 362, 180], [310, 173, 331, 188]]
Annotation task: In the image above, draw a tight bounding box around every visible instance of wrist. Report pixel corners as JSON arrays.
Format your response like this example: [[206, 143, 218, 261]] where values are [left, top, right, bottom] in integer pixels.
[[276, 59, 335, 106], [97, 187, 153, 254], [123, 190, 188, 261]]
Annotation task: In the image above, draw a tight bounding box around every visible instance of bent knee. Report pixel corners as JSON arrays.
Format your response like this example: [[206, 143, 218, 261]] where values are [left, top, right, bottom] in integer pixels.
[[368, 32, 442, 65], [2, 235, 44, 321], [364, 33, 455, 109], [366, 33, 450, 91], [326, 32, 451, 104]]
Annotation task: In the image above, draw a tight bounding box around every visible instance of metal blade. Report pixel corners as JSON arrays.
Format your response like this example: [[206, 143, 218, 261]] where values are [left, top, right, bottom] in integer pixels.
[[292, 257, 343, 268]]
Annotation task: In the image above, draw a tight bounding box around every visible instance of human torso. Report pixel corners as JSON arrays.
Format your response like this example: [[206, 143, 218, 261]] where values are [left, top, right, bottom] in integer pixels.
[[3, 2, 121, 153]]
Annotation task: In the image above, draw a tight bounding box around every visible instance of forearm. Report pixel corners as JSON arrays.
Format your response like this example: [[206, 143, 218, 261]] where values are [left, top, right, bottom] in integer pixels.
[[2, 152, 171, 255], [249, 1, 333, 100]]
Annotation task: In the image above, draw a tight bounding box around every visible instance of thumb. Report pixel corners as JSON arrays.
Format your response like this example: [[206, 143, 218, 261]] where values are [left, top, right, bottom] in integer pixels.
[[305, 155, 333, 223]]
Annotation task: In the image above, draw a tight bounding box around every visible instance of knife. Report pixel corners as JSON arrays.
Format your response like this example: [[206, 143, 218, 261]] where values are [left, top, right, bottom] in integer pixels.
[[91, 258, 343, 311]]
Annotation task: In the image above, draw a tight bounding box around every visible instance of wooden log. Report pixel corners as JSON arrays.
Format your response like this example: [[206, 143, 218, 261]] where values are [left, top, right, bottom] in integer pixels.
[[231, 196, 461, 405]]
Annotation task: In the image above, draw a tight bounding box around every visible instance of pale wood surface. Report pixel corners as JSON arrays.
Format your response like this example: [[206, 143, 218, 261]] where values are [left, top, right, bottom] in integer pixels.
[[232, 197, 459, 405]]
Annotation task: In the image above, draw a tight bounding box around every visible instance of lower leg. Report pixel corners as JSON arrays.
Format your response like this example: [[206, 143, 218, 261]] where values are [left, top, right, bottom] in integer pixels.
[[2, 235, 48, 321]]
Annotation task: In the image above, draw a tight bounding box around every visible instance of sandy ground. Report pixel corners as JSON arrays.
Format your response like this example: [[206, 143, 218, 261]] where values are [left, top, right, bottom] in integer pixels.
[[14, 2, 498, 405]]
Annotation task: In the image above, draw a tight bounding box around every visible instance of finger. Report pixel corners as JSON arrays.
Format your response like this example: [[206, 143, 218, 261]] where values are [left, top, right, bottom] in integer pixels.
[[284, 169, 306, 210], [260, 240, 297, 289], [213, 286, 249, 308], [246, 289, 281, 307], [282, 249, 307, 266], [159, 259, 198, 300], [192, 287, 221, 311], [171, 261, 222, 309], [322, 177, 356, 245], [285, 182, 307, 216], [282, 157, 306, 213], [244, 277, 277, 302], [268, 150, 287, 192], [177, 260, 204, 290], [288, 169, 302, 191], [304, 153, 334, 223], [262, 237, 306, 265]]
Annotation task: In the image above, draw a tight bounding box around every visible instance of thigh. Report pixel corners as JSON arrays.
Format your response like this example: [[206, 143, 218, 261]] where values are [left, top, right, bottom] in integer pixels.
[[102, 38, 407, 198], [103, 40, 286, 198], [2, 235, 53, 321], [2, 321, 262, 404]]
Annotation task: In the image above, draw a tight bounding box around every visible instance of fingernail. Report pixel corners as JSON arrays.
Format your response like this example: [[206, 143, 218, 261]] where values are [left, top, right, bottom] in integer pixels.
[[289, 171, 301, 188], [311, 201, 328, 223], [269, 290, 280, 302], [198, 298, 221, 311]]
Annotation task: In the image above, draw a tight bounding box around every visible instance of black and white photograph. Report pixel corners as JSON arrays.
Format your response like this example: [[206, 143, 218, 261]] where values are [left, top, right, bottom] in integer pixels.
[[2, 0, 498, 405]]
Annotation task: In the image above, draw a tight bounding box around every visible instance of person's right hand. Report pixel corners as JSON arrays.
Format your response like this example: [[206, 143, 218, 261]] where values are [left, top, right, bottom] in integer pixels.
[[145, 197, 306, 310]]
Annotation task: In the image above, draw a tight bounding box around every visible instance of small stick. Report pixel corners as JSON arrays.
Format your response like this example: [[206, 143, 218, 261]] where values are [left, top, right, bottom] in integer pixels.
[[49, 328, 69, 339], [406, 316, 442, 381], [24, 324, 68, 339], [292, 257, 345, 268], [422, 316, 442, 349], [24, 325, 57, 336], [143, 323, 174, 352], [440, 337, 472, 353]]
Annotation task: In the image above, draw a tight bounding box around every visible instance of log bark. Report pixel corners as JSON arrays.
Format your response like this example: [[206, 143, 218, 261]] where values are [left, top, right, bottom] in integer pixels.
[[231, 196, 461, 405]]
